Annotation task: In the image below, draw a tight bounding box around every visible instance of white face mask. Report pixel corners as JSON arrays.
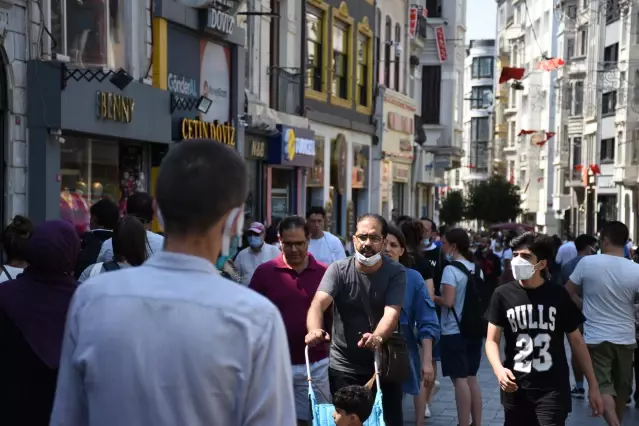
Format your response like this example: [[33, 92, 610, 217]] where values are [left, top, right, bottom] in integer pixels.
[[354, 249, 382, 267], [511, 256, 537, 281], [221, 208, 244, 257]]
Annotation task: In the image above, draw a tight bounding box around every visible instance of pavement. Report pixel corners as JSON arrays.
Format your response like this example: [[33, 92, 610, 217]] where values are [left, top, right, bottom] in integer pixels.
[[402, 341, 639, 426]]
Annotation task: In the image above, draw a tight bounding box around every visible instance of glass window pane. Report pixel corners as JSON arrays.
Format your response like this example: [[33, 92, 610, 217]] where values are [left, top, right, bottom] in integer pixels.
[[307, 11, 321, 41], [66, 0, 108, 67], [358, 35, 366, 62], [108, 0, 126, 69], [333, 25, 345, 52]]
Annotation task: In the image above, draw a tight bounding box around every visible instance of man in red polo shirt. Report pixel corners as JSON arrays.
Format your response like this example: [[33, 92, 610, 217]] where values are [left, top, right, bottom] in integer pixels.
[[249, 215, 330, 426]]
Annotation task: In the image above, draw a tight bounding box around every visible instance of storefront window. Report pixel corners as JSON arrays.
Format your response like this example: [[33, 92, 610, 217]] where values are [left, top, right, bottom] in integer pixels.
[[51, 0, 127, 70], [60, 136, 145, 234], [271, 168, 294, 223]]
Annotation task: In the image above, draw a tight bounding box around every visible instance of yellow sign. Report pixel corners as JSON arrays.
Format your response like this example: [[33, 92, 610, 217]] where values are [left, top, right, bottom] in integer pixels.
[[180, 118, 236, 147], [286, 128, 296, 161], [96, 91, 135, 123]]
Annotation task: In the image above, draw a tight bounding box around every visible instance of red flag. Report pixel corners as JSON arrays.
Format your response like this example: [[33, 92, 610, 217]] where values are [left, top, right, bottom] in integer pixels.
[[536, 58, 565, 71], [517, 129, 536, 136], [537, 177, 544, 182], [590, 164, 601, 175], [574, 164, 583, 171], [499, 67, 525, 84]]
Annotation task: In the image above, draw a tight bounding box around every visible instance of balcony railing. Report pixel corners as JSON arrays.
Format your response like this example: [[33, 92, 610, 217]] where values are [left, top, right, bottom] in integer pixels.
[[271, 68, 301, 116]]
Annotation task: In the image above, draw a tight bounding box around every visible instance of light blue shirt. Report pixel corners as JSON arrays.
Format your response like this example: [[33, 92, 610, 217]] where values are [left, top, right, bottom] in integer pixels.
[[50, 252, 296, 426], [97, 230, 165, 263], [439, 259, 483, 335]]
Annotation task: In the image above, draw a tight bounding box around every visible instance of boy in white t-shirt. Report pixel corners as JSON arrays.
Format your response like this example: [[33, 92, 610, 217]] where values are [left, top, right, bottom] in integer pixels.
[[306, 206, 346, 266]]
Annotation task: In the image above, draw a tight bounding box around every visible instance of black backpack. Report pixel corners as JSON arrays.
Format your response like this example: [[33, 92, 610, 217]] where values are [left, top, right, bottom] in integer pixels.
[[449, 261, 489, 338]]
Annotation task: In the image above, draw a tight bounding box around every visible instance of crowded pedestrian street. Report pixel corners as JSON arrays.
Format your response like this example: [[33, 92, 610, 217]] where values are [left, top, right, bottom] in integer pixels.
[[403, 344, 639, 426]]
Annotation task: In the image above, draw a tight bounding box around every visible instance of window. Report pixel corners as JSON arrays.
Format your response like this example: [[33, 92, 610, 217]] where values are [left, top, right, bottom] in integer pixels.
[[472, 57, 493, 79], [454, 170, 460, 186], [572, 137, 582, 167], [384, 17, 392, 87], [394, 24, 401, 92], [566, 38, 575, 59], [51, 0, 127, 70], [356, 20, 373, 111], [578, 28, 588, 56], [602, 91, 617, 114], [375, 8, 381, 81], [421, 66, 441, 124], [632, 129, 639, 164], [426, 0, 442, 18], [634, 70, 639, 111], [332, 21, 348, 99], [573, 81, 584, 115], [600, 138, 615, 163], [567, 5, 577, 19], [606, 0, 620, 23], [306, 4, 326, 93], [603, 43, 619, 69], [471, 86, 493, 109], [471, 117, 490, 141]]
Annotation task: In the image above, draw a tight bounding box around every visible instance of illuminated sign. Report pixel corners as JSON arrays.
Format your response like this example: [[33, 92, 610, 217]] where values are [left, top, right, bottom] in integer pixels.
[[283, 128, 315, 161], [180, 118, 235, 147], [96, 91, 135, 123]]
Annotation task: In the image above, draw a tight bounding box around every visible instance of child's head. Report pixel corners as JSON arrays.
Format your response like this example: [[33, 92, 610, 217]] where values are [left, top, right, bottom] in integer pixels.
[[332, 385, 374, 426]]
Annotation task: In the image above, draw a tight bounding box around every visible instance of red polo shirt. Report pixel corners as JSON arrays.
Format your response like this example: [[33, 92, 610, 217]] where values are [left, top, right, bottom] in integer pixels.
[[249, 253, 331, 365]]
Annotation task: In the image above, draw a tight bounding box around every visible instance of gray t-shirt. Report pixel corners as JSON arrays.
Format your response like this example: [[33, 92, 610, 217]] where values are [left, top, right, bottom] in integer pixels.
[[318, 255, 406, 375]]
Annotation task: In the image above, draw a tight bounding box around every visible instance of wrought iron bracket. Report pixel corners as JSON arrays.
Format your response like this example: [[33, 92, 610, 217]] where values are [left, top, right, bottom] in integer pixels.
[[170, 93, 199, 113], [61, 63, 115, 90]]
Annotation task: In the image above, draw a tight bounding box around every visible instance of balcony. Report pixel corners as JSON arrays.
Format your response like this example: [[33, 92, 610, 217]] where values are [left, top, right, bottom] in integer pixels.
[[565, 168, 585, 187], [271, 68, 301, 116], [553, 149, 569, 167], [421, 127, 464, 170], [552, 194, 572, 212]]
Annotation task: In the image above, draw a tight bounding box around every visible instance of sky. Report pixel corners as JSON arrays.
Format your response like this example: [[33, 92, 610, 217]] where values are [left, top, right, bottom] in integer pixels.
[[466, 0, 497, 43]]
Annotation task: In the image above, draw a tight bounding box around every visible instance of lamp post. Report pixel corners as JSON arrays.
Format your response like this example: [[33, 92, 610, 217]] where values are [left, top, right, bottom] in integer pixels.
[[586, 168, 596, 235]]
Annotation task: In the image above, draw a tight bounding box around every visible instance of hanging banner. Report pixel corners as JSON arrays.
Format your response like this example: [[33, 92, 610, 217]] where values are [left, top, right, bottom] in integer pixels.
[[421, 7, 428, 18], [435, 26, 447, 63], [408, 7, 418, 39]]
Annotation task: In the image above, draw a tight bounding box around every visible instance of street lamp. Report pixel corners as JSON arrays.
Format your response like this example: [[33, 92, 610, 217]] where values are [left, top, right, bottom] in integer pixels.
[[586, 168, 596, 235]]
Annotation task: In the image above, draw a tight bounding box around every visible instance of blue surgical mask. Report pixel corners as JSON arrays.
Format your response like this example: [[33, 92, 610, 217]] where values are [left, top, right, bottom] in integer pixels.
[[248, 236, 262, 248], [423, 239, 430, 248], [445, 253, 453, 262]]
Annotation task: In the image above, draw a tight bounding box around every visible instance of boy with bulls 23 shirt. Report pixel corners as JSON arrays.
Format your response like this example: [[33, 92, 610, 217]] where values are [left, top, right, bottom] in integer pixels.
[[484, 232, 603, 426]]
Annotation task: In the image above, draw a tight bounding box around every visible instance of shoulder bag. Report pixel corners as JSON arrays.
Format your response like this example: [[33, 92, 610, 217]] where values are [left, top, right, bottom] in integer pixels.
[[355, 266, 410, 383]]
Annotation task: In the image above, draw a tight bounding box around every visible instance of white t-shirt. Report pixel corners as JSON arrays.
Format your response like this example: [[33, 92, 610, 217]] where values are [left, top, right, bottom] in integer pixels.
[[492, 247, 513, 269], [234, 244, 281, 285], [555, 241, 577, 265], [569, 253, 639, 345], [0, 265, 24, 282], [308, 231, 346, 266], [440, 258, 485, 335]]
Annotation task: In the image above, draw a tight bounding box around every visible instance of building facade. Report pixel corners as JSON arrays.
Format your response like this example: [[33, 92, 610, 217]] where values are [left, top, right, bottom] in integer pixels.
[[240, 0, 314, 224], [303, 0, 376, 238], [496, 0, 558, 234], [409, 0, 466, 225], [461, 39, 495, 186]]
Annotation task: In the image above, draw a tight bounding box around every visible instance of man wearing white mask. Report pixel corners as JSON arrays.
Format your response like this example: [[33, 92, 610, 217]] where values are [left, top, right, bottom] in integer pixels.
[[234, 222, 281, 285], [305, 214, 406, 426], [484, 232, 603, 426], [51, 140, 296, 426]]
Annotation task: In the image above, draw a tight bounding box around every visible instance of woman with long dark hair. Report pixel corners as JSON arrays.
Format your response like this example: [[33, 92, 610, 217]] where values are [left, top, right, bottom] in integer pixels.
[[433, 228, 484, 426], [0, 215, 33, 282], [0, 220, 80, 425], [78, 215, 149, 282], [385, 224, 440, 426]]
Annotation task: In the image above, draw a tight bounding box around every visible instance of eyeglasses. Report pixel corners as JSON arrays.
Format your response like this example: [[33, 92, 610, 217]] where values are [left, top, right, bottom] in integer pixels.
[[354, 234, 383, 244], [280, 241, 307, 250]]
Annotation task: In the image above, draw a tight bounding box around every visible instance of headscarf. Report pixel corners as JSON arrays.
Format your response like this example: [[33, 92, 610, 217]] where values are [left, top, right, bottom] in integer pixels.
[[0, 220, 80, 369]]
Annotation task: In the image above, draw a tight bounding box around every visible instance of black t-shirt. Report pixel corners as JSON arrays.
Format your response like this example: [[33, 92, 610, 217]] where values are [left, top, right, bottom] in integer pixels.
[[411, 254, 434, 282], [485, 280, 584, 409], [422, 245, 445, 294]]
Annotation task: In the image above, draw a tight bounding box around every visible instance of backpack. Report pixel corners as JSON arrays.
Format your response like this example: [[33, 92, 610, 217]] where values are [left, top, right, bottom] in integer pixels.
[[449, 261, 489, 338], [88, 261, 121, 278], [75, 231, 112, 279]]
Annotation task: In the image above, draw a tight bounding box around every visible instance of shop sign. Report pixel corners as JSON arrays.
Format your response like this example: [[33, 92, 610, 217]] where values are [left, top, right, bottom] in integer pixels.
[[393, 163, 410, 183], [249, 140, 266, 159], [207, 7, 235, 35], [167, 73, 198, 97], [180, 118, 235, 147], [408, 7, 417, 39], [387, 112, 413, 134], [269, 125, 316, 168], [435, 26, 448, 63], [96, 91, 135, 123]]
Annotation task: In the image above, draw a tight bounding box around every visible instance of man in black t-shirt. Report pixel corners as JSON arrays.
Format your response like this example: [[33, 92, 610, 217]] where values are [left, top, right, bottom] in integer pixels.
[[484, 232, 603, 425]]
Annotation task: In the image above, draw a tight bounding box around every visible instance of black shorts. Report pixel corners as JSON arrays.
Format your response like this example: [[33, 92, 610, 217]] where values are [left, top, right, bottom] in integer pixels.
[[502, 389, 570, 426], [440, 333, 482, 379]]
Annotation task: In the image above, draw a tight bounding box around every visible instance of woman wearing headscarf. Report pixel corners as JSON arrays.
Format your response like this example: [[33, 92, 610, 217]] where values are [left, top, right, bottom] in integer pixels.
[[0, 220, 80, 425]]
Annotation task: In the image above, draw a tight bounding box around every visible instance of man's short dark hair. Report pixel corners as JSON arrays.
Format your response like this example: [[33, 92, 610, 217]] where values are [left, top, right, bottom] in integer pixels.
[[306, 206, 326, 218], [278, 215, 311, 237], [333, 385, 373, 423], [90, 199, 119, 230], [156, 140, 247, 236], [574, 234, 597, 252], [419, 216, 437, 233], [600, 221, 629, 247], [510, 232, 555, 269], [356, 213, 389, 237], [125, 192, 155, 224]]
